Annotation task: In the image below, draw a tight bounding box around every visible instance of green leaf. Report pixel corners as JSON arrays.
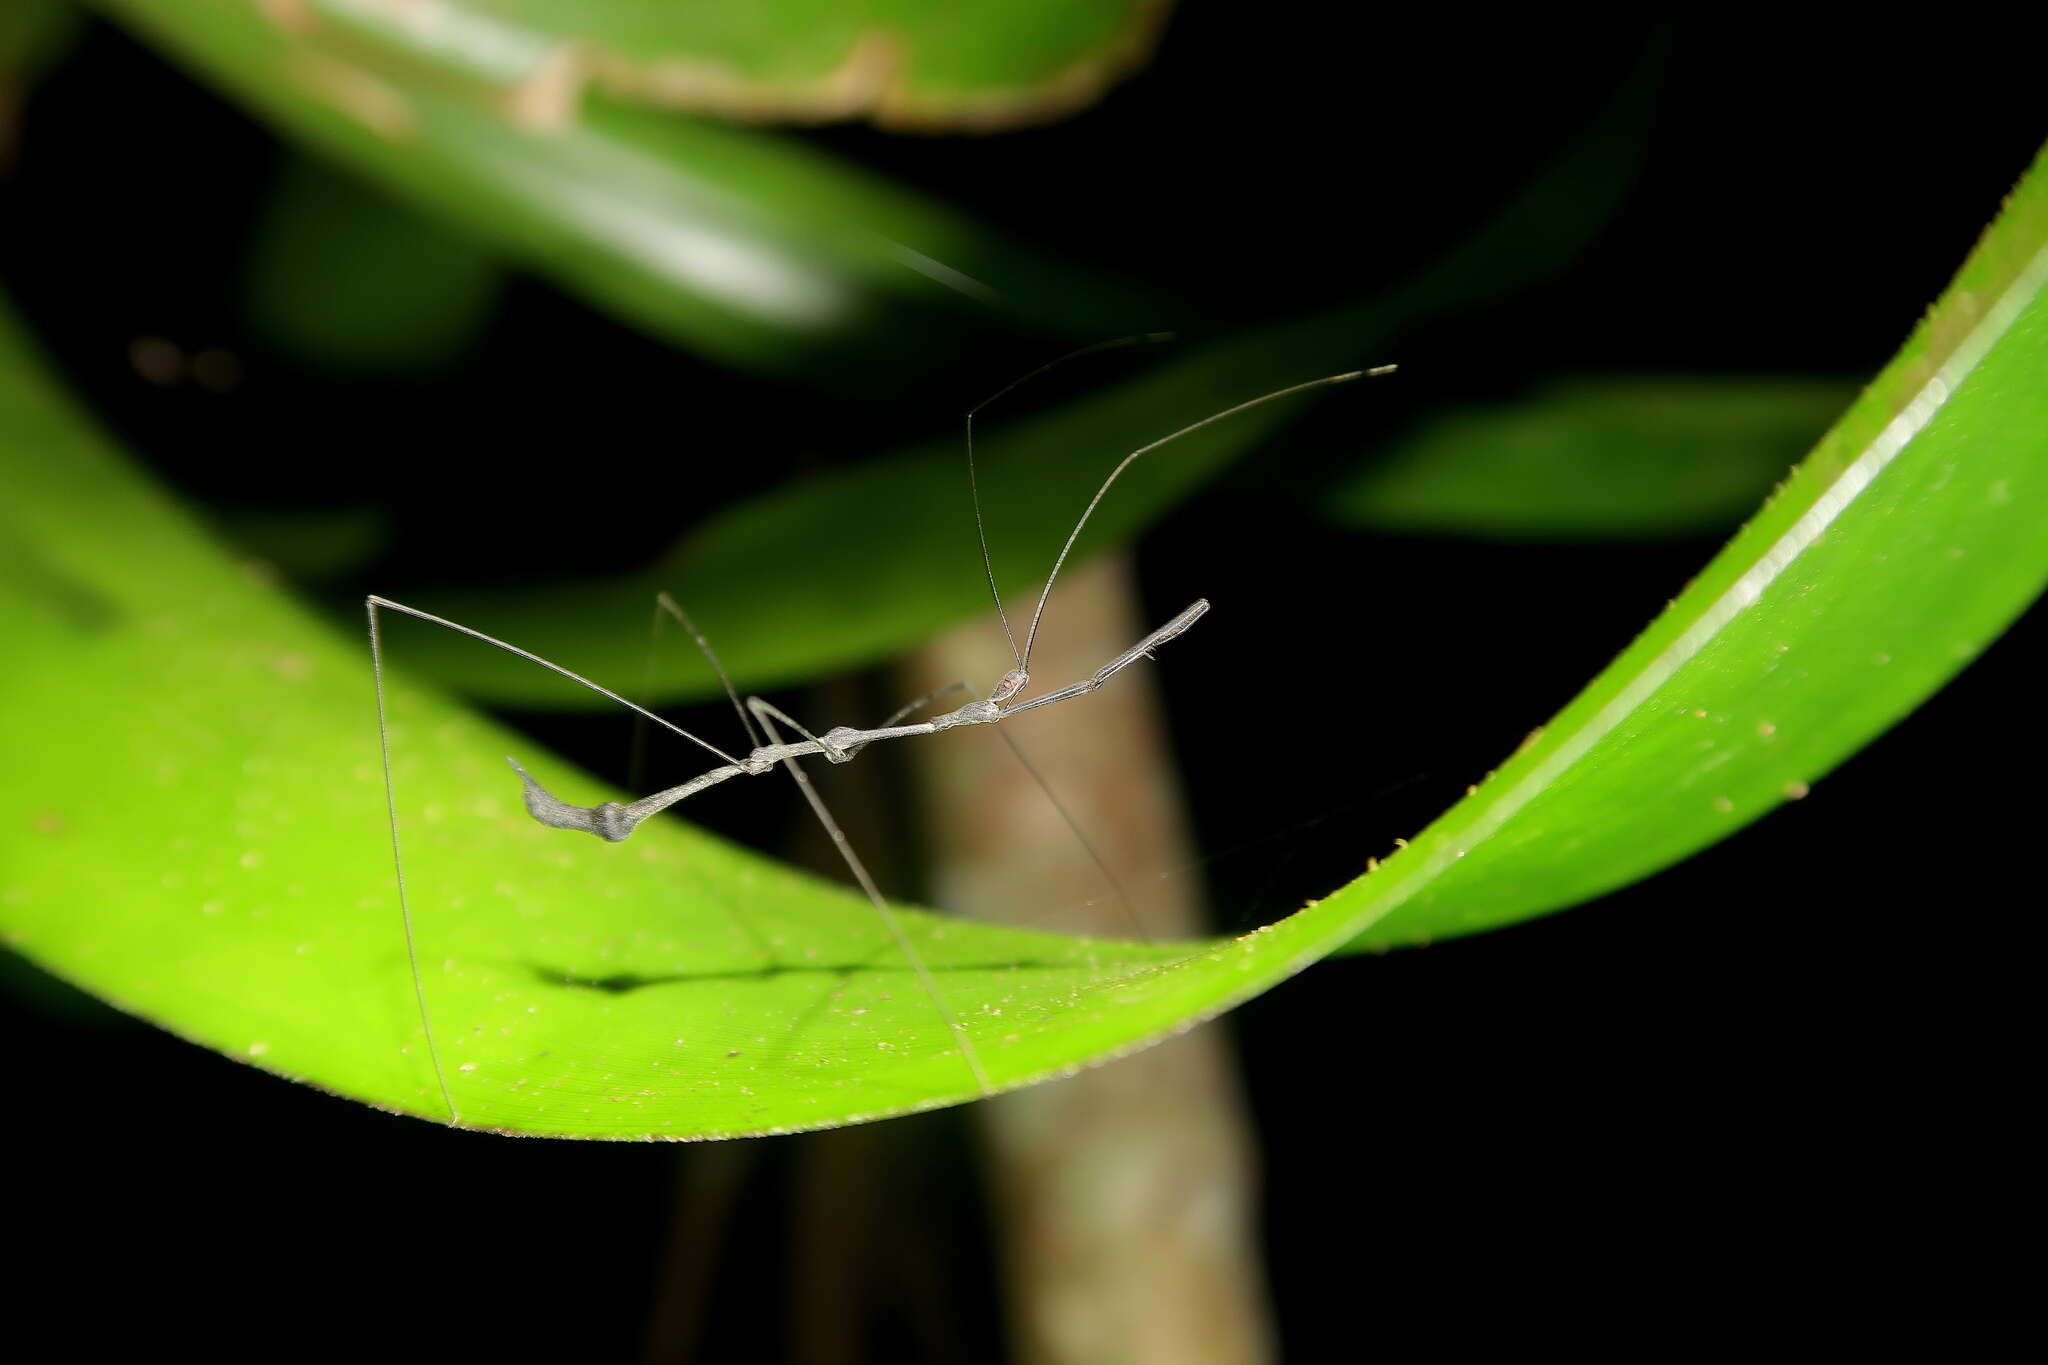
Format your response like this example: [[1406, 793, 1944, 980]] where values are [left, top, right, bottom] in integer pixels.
[[0, 0, 80, 162], [290, 0, 1174, 132], [214, 501, 391, 585], [387, 81, 1656, 708], [6, 148, 2038, 1142], [100, 0, 1151, 376], [393, 314, 1398, 708], [0, 0, 77, 75], [1326, 375, 1858, 540], [1345, 143, 2048, 948], [244, 154, 505, 374], [0, 293, 1188, 1137]]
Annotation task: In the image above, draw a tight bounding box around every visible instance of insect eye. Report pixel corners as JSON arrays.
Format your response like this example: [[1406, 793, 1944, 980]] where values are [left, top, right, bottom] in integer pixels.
[[991, 668, 1029, 702]]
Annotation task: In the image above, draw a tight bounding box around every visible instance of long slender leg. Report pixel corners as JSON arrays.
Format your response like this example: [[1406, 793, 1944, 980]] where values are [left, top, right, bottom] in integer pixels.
[[749, 706, 993, 1095], [877, 680, 969, 730], [627, 596, 667, 797], [370, 593, 762, 1121], [747, 696, 854, 763], [984, 595, 1209, 944], [656, 593, 765, 750], [632, 591, 761, 798], [664, 625, 989, 1090], [368, 595, 747, 766], [366, 598, 459, 1125], [890, 670, 1147, 939], [991, 728, 1149, 940]]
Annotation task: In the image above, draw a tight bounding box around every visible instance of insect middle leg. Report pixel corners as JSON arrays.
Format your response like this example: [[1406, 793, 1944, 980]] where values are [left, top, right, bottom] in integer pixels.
[[745, 696, 859, 764]]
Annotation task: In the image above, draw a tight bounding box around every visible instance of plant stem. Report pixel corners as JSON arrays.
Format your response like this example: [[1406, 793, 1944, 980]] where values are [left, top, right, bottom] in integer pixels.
[[902, 551, 1273, 1365]]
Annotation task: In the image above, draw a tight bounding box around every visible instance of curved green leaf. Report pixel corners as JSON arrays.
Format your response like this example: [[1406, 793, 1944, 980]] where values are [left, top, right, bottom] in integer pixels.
[[297, 0, 1174, 132], [1326, 374, 1855, 540], [1348, 144, 2048, 948], [0, 295, 1185, 1136], [5, 146, 2040, 1140], [100, 0, 1150, 376]]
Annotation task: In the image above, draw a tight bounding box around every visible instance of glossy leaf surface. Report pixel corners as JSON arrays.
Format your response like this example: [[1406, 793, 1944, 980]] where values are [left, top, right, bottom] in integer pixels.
[[1347, 147, 2048, 948], [103, 0, 1146, 375], [294, 0, 1174, 132]]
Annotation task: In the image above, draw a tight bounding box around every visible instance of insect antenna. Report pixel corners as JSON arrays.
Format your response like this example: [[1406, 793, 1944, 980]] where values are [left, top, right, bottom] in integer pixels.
[[966, 333, 1175, 670], [1017, 365, 1396, 672], [964, 336, 1184, 939]]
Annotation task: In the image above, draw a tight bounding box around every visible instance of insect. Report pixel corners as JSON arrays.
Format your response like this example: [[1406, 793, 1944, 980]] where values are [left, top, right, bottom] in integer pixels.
[[367, 359, 1390, 1122]]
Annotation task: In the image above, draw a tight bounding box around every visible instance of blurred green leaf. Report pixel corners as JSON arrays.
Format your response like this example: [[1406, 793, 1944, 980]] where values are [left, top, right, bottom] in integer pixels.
[[1389, 44, 1659, 318], [216, 501, 391, 584], [101, 0, 1151, 376], [1327, 375, 1856, 540], [0, 0, 77, 72], [244, 154, 505, 373], [394, 315, 1396, 708], [390, 82, 1658, 708], [1, 0, 81, 163], [296, 0, 1175, 131]]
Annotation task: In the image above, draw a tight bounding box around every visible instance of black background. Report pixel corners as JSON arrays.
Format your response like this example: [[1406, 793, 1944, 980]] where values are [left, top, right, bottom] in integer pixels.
[[3, 8, 2037, 1359]]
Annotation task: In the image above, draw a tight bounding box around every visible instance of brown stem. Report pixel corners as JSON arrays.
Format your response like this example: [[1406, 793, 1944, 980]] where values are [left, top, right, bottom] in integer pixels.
[[902, 552, 1274, 1365]]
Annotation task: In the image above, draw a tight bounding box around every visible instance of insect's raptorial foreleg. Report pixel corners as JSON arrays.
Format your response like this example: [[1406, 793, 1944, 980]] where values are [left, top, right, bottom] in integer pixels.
[[1002, 599, 1210, 717]]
